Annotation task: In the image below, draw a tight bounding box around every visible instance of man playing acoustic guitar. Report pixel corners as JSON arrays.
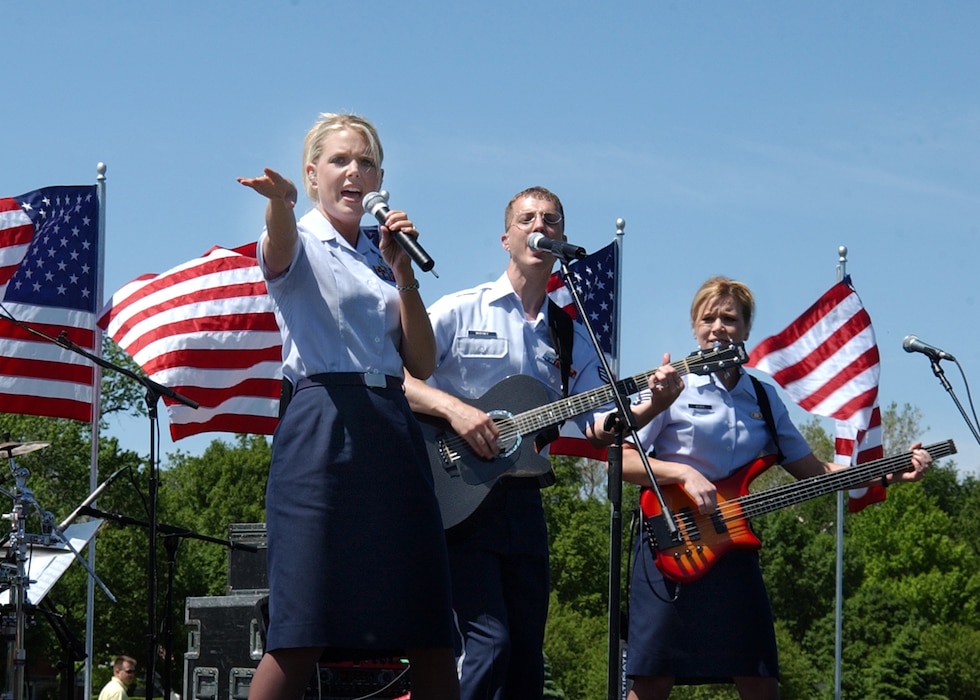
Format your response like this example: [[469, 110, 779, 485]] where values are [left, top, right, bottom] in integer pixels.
[[404, 186, 682, 699]]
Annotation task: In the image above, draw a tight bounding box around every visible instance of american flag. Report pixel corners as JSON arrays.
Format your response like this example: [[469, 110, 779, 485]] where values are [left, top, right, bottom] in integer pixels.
[[97, 243, 282, 440], [545, 240, 618, 358], [545, 240, 619, 460], [0, 186, 100, 422], [747, 276, 886, 510]]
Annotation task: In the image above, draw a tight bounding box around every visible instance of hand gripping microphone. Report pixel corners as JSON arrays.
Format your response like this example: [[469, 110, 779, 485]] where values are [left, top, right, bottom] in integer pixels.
[[903, 335, 956, 362], [362, 191, 436, 273], [527, 232, 588, 260]]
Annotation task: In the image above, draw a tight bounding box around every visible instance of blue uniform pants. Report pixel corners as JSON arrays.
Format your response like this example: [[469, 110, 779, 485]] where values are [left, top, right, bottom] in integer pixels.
[[449, 540, 549, 699]]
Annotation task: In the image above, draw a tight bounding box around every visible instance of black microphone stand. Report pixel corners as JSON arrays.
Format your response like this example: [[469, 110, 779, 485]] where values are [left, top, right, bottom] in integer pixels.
[[78, 506, 257, 700], [52, 334, 198, 700], [552, 253, 677, 700], [36, 600, 87, 700], [926, 358, 980, 447]]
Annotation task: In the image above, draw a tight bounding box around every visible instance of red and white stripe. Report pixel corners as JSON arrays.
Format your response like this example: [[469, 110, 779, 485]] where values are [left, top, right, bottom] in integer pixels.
[[748, 278, 885, 510], [98, 243, 282, 440]]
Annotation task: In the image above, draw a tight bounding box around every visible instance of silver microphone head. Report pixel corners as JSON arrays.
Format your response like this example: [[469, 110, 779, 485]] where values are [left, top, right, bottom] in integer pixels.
[[527, 232, 546, 252], [361, 191, 388, 217]]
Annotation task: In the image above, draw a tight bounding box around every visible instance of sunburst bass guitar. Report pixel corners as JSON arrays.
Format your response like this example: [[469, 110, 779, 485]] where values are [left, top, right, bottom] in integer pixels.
[[640, 439, 957, 584], [416, 343, 748, 532]]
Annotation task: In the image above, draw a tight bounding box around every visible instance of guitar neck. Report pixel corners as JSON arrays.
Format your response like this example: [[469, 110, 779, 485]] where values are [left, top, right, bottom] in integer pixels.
[[512, 356, 698, 438], [736, 440, 956, 519]]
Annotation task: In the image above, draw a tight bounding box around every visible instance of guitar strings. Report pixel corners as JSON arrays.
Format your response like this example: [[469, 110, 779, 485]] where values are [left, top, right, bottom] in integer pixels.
[[678, 441, 953, 533], [437, 344, 745, 462]]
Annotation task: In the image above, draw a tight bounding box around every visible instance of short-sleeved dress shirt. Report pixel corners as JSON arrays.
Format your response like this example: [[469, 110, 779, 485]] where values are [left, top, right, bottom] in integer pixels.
[[633, 370, 811, 481], [256, 210, 404, 385], [426, 273, 609, 436]]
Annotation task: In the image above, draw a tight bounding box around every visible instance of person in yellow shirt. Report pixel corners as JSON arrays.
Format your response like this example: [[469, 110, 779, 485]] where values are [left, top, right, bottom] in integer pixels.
[[98, 656, 136, 700]]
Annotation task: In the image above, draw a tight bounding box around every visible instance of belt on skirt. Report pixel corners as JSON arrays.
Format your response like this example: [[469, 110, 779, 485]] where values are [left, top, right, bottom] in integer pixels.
[[294, 372, 404, 392]]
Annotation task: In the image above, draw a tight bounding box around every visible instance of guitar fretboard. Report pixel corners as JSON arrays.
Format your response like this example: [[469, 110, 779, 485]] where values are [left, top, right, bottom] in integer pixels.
[[735, 440, 956, 519], [510, 348, 744, 438]]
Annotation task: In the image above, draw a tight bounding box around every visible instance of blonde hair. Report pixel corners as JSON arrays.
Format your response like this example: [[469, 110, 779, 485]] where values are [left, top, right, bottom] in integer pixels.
[[302, 113, 384, 200], [690, 276, 755, 331]]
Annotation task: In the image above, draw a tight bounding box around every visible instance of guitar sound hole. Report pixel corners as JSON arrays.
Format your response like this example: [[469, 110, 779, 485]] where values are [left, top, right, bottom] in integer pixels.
[[487, 410, 520, 457]]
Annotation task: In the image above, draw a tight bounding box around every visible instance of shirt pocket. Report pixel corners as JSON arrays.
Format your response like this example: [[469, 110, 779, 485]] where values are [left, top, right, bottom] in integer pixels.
[[455, 334, 509, 359]]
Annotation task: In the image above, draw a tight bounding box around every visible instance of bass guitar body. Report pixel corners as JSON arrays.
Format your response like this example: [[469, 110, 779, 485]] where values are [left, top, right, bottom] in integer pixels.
[[639, 439, 956, 583], [640, 455, 778, 584]]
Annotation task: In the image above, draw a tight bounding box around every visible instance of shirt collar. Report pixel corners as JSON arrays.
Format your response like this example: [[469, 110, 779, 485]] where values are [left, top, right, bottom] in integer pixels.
[[301, 210, 378, 255]]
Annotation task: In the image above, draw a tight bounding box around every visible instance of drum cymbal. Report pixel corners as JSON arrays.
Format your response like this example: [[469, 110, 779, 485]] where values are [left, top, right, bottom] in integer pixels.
[[0, 441, 51, 456]]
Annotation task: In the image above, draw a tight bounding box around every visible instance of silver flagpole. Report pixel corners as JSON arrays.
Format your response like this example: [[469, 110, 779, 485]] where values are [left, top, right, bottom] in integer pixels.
[[84, 162, 108, 700], [833, 245, 847, 700], [609, 217, 626, 700], [613, 219, 624, 379]]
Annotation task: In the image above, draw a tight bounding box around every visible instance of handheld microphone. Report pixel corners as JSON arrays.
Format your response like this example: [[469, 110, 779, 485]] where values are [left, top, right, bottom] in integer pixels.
[[527, 232, 588, 261], [902, 335, 956, 362], [362, 191, 436, 273]]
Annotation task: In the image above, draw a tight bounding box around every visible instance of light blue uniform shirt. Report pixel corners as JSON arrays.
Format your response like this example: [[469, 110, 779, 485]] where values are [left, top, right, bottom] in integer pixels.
[[257, 209, 404, 385], [426, 273, 609, 436], [632, 370, 811, 481]]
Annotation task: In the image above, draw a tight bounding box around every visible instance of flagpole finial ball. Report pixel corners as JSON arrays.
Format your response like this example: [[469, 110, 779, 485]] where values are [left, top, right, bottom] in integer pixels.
[[97, 162, 106, 175], [838, 245, 847, 260], [616, 218, 625, 235]]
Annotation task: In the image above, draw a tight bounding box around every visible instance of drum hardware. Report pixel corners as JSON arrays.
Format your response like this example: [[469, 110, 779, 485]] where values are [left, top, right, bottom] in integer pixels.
[[0, 443, 51, 458], [1, 442, 115, 700]]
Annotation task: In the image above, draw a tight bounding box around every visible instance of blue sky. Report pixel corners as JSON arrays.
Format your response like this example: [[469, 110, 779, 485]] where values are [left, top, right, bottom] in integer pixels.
[[3, 1, 979, 475]]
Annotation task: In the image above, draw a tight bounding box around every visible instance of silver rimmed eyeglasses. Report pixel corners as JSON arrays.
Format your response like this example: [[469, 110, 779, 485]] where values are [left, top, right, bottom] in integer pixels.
[[511, 211, 563, 229]]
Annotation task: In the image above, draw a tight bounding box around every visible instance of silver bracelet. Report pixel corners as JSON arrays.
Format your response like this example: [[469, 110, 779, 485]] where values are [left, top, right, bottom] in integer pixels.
[[396, 279, 420, 293]]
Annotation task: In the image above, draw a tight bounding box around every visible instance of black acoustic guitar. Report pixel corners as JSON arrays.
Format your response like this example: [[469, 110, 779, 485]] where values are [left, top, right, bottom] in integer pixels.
[[417, 343, 749, 531]]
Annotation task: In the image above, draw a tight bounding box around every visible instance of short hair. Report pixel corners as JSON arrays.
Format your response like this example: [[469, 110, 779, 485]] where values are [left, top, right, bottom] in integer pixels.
[[504, 186, 564, 230], [302, 113, 384, 201], [689, 276, 755, 332], [113, 656, 137, 672]]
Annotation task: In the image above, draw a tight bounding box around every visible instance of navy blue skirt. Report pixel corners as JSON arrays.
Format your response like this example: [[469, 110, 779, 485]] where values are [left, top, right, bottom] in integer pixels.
[[264, 381, 453, 658], [625, 526, 779, 684]]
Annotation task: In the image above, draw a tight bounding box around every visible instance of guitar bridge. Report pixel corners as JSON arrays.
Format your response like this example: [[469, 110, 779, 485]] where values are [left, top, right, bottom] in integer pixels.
[[643, 513, 685, 551], [435, 437, 461, 475]]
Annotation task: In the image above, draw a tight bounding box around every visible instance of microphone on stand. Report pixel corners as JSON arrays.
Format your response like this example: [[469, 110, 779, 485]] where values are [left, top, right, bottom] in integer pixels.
[[59, 466, 132, 530], [527, 232, 588, 261], [902, 335, 956, 362], [362, 191, 436, 274]]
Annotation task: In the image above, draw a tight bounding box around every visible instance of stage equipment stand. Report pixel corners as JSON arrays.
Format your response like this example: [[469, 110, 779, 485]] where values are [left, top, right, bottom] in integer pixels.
[[78, 505, 256, 700], [1, 311, 200, 700], [36, 599, 86, 700], [52, 334, 199, 700], [923, 356, 980, 448], [551, 247, 677, 700], [1, 443, 113, 700]]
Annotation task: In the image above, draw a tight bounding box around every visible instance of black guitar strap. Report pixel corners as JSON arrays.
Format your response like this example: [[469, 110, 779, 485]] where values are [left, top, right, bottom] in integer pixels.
[[532, 300, 574, 453], [549, 299, 574, 398], [496, 300, 572, 494], [749, 373, 785, 463]]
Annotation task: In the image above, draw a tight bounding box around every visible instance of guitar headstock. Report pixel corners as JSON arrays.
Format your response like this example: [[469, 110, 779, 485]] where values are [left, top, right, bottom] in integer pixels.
[[686, 342, 749, 375]]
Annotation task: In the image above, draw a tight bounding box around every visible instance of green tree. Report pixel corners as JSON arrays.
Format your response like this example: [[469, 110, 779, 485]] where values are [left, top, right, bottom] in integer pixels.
[[879, 401, 927, 456], [920, 623, 980, 700], [158, 434, 271, 598], [867, 626, 948, 700]]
